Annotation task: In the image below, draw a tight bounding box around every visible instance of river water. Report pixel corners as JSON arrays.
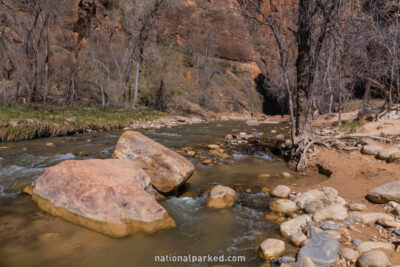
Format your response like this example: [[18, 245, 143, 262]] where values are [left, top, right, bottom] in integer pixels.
[[0, 121, 325, 267]]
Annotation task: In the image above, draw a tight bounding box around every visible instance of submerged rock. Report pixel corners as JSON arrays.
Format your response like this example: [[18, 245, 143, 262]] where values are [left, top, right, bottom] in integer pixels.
[[113, 131, 195, 193], [31, 159, 176, 237], [366, 182, 400, 204], [205, 185, 237, 209]]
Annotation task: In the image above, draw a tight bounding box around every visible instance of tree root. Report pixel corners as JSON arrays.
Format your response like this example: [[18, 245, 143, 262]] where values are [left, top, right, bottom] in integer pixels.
[[291, 132, 400, 171]]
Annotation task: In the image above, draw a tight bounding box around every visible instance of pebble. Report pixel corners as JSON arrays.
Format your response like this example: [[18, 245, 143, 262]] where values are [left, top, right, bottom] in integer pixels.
[[352, 239, 362, 246], [320, 221, 340, 231], [394, 229, 400, 236]]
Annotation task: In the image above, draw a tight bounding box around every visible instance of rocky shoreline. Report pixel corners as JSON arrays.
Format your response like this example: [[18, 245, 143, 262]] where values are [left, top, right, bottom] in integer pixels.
[[18, 114, 400, 266]]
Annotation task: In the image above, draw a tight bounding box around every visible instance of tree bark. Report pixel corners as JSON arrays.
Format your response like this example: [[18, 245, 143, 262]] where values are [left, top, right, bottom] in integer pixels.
[[295, 0, 313, 137], [133, 60, 140, 106]]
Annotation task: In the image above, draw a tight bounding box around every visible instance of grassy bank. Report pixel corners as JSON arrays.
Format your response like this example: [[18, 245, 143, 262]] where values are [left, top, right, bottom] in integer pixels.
[[0, 105, 165, 142]]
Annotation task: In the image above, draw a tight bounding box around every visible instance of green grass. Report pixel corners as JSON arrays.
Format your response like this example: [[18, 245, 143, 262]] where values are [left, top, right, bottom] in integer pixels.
[[0, 105, 165, 142], [339, 121, 363, 133]]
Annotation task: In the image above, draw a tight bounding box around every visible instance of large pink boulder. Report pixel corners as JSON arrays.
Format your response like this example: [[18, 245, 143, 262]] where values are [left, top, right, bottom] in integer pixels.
[[113, 131, 195, 193], [31, 159, 176, 237]]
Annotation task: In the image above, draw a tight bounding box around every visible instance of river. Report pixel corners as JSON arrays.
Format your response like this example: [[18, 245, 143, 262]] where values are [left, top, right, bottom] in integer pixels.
[[0, 121, 325, 267]]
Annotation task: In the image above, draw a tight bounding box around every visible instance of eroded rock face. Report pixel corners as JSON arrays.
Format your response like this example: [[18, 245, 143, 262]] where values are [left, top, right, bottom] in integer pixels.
[[32, 159, 176, 237], [366, 182, 400, 204], [161, 0, 256, 62], [113, 131, 195, 193]]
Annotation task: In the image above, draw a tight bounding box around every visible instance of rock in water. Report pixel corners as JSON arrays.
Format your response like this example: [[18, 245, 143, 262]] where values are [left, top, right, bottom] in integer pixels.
[[298, 232, 339, 267], [113, 131, 195, 193], [31, 159, 176, 237], [258, 238, 285, 260], [271, 185, 291, 198], [366, 182, 400, 204], [206, 185, 237, 209], [269, 199, 298, 214], [357, 250, 391, 267]]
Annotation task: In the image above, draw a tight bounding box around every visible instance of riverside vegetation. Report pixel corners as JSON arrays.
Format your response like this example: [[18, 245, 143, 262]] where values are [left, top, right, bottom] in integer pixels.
[[0, 105, 165, 142]]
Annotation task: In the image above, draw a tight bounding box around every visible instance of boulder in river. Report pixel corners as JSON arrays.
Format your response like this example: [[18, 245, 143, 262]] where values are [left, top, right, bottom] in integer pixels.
[[366, 182, 400, 204], [205, 185, 237, 209], [113, 131, 195, 193], [269, 199, 298, 214], [271, 185, 291, 198], [258, 238, 285, 260], [31, 159, 176, 237]]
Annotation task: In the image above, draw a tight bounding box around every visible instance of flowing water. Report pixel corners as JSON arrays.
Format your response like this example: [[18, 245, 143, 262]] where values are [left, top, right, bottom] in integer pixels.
[[0, 121, 325, 267]]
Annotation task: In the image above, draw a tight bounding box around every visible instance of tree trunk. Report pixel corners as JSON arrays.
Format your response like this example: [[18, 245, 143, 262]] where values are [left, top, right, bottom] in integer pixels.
[[44, 25, 49, 103], [284, 70, 296, 142], [295, 0, 313, 138], [133, 61, 140, 106]]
